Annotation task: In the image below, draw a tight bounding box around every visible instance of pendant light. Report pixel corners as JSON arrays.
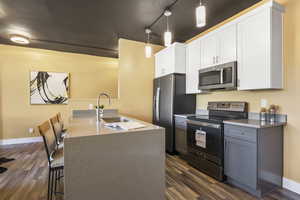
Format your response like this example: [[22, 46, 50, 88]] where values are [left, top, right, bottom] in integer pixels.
[[164, 10, 172, 47], [145, 28, 152, 58], [196, 0, 206, 28]]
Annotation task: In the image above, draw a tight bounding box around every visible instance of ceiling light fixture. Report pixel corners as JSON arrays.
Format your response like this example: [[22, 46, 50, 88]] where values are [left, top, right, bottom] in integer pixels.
[[10, 34, 30, 44], [196, 0, 206, 28], [164, 9, 172, 47], [145, 28, 152, 58]]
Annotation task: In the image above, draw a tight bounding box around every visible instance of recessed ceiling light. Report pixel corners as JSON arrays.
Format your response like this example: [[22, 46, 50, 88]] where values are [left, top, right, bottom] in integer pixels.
[[10, 34, 30, 44]]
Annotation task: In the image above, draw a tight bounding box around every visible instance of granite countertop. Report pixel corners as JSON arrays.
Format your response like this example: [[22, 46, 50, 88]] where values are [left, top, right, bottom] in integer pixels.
[[65, 115, 163, 139], [224, 119, 287, 129]]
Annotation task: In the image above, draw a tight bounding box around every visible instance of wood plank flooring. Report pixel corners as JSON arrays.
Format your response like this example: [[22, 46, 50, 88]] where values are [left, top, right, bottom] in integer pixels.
[[165, 155, 300, 200], [0, 143, 299, 200]]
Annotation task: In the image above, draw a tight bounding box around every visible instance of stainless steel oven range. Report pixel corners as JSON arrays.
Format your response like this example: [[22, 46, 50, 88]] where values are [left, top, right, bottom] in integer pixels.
[[186, 102, 248, 181]]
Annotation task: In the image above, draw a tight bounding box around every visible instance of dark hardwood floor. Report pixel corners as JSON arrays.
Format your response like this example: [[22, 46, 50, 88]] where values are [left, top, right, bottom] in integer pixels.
[[165, 155, 300, 200], [0, 143, 299, 200]]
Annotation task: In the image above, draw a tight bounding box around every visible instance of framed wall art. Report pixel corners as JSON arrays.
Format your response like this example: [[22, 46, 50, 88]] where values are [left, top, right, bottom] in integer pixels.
[[30, 71, 69, 104]]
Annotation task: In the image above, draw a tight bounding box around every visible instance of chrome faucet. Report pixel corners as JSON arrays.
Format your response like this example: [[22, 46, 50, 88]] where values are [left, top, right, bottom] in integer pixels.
[[96, 93, 111, 121]]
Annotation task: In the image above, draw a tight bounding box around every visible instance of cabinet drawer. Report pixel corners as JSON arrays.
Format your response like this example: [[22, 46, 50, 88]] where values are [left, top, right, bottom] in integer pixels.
[[224, 125, 257, 142], [175, 117, 187, 129], [175, 122, 187, 130]]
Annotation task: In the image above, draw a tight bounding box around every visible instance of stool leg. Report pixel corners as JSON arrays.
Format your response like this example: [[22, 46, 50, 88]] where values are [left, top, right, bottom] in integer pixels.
[[60, 168, 63, 193], [48, 168, 51, 200], [51, 168, 55, 200], [59, 169, 62, 187], [57, 169, 60, 188], [49, 168, 52, 200], [54, 169, 57, 196]]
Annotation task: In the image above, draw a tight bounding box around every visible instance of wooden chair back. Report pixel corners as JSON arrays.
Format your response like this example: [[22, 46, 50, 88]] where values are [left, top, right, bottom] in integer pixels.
[[50, 115, 62, 143], [57, 112, 64, 130], [38, 121, 57, 164]]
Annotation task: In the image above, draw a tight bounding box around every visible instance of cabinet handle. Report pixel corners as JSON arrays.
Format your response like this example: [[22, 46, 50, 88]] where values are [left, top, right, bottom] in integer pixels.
[[220, 69, 224, 84], [213, 56, 215, 64]]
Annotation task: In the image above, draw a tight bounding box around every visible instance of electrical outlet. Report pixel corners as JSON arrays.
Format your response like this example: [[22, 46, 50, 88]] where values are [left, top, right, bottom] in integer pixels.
[[29, 128, 34, 134], [88, 104, 94, 110], [261, 99, 268, 108]]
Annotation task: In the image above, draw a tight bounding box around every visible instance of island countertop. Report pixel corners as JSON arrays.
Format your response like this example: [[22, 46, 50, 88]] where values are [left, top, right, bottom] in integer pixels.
[[65, 115, 164, 138], [64, 114, 166, 200]]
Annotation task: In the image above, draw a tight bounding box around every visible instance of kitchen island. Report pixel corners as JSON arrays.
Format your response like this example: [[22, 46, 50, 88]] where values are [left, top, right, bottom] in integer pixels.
[[63, 113, 165, 200]]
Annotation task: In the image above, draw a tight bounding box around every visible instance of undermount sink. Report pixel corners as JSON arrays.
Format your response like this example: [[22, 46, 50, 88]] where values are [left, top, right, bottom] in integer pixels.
[[102, 117, 131, 131], [102, 116, 146, 131], [102, 117, 130, 123]]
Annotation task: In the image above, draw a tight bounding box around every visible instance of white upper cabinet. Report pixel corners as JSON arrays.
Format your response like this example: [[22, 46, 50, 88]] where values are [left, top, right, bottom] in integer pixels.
[[186, 38, 201, 94], [237, 3, 284, 90], [200, 34, 218, 68], [155, 47, 170, 77], [185, 24, 237, 94], [200, 24, 237, 69], [155, 43, 186, 78], [218, 24, 237, 64]]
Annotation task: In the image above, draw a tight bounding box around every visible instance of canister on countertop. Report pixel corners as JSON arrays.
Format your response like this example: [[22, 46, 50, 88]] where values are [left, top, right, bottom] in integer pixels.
[[268, 105, 278, 123], [260, 108, 267, 121]]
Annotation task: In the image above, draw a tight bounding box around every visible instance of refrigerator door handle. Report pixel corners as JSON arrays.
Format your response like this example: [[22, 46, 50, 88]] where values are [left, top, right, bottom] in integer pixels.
[[156, 87, 160, 121], [153, 92, 156, 121]]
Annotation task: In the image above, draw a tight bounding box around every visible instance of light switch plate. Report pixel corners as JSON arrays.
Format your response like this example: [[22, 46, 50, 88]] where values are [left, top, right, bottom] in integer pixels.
[[261, 99, 268, 108], [88, 104, 94, 110], [29, 128, 34, 134]]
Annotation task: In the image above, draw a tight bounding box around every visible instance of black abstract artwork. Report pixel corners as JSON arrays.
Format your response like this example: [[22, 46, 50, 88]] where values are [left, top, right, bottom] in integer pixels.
[[30, 71, 69, 104]]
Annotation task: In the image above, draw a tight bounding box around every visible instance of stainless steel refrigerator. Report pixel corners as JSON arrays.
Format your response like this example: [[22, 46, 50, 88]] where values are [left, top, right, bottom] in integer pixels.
[[153, 73, 196, 154]]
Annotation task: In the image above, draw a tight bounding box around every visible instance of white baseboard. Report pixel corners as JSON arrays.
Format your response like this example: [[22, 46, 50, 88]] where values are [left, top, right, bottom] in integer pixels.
[[283, 177, 300, 195], [0, 136, 43, 145]]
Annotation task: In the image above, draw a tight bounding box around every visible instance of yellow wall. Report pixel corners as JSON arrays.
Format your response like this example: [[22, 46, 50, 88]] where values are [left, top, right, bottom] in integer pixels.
[[189, 0, 300, 183], [118, 38, 163, 122], [0, 45, 119, 139]]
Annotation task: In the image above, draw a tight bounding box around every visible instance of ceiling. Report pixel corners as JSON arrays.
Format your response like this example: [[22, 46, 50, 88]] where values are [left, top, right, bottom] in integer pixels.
[[0, 0, 261, 58]]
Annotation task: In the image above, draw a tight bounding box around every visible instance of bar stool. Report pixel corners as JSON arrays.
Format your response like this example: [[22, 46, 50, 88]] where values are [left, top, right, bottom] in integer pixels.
[[57, 112, 67, 133], [38, 121, 64, 200], [50, 116, 65, 149]]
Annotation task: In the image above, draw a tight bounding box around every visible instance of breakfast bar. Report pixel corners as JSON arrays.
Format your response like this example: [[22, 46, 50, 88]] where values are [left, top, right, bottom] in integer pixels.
[[63, 113, 165, 200]]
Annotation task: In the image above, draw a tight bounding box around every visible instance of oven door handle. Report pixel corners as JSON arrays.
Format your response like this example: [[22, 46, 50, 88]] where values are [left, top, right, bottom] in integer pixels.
[[187, 120, 221, 129]]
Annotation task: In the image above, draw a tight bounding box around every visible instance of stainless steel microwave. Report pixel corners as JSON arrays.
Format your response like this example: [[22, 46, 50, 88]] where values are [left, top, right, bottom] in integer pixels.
[[198, 61, 237, 90]]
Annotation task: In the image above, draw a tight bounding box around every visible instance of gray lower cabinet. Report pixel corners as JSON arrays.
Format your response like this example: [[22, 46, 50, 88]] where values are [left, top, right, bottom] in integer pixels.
[[174, 116, 188, 158], [224, 137, 257, 190], [224, 124, 283, 197]]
